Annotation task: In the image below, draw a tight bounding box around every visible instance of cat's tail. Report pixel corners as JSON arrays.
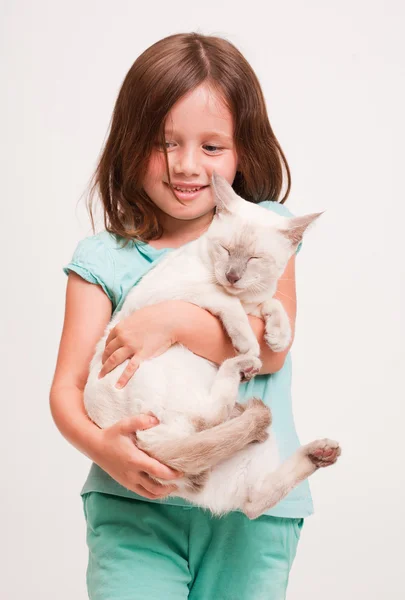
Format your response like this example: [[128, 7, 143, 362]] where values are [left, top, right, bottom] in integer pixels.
[[136, 398, 272, 476]]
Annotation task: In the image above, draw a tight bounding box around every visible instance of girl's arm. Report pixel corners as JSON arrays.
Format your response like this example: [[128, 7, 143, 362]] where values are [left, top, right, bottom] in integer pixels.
[[49, 273, 182, 498], [99, 254, 297, 386], [174, 254, 297, 375]]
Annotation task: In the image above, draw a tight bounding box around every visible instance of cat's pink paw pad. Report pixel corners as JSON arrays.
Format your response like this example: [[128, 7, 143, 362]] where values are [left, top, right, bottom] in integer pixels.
[[237, 356, 262, 382], [224, 355, 262, 382], [307, 439, 341, 468], [313, 447, 333, 458], [241, 365, 259, 381]]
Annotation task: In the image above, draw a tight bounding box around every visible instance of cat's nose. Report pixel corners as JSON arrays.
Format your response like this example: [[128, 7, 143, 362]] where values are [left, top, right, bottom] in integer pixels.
[[226, 270, 240, 284]]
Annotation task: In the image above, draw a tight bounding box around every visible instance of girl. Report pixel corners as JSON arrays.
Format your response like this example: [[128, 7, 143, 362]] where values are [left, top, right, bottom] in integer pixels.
[[50, 32, 313, 600]]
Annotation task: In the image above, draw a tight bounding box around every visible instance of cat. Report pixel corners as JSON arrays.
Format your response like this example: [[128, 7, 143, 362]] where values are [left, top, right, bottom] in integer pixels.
[[84, 172, 341, 519]]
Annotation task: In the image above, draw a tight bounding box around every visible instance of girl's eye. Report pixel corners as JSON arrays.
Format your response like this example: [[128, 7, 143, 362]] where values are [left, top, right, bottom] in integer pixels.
[[156, 142, 223, 153], [156, 141, 175, 151], [204, 145, 223, 153]]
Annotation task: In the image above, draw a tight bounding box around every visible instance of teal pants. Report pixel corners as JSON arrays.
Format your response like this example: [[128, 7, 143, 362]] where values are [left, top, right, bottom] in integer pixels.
[[83, 492, 303, 600]]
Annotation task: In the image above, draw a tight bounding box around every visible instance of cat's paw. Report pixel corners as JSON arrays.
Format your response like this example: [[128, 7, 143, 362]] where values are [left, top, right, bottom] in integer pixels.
[[264, 323, 291, 352], [305, 438, 341, 468], [263, 304, 292, 352], [232, 355, 262, 382]]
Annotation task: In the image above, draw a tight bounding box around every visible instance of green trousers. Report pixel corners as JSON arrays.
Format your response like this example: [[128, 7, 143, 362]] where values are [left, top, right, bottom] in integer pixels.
[[83, 492, 303, 600]]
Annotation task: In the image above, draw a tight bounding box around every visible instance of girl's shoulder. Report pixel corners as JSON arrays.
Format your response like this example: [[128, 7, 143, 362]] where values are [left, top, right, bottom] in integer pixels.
[[258, 199, 296, 218], [63, 230, 165, 312], [63, 230, 143, 273], [75, 229, 133, 253], [258, 200, 302, 254], [62, 231, 119, 307]]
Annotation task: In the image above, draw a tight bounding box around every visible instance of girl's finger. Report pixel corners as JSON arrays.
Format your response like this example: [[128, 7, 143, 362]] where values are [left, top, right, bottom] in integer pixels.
[[138, 451, 184, 481], [120, 414, 159, 434], [139, 473, 177, 496], [132, 485, 163, 500], [104, 327, 118, 348], [98, 348, 132, 378], [115, 357, 141, 389], [101, 336, 121, 364]]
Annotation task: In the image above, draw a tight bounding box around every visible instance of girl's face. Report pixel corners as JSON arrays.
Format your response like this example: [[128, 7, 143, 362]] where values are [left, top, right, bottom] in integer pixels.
[[142, 83, 239, 233]]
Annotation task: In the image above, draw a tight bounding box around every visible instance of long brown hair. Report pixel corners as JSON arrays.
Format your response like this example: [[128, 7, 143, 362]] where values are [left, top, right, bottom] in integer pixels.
[[87, 32, 291, 245]]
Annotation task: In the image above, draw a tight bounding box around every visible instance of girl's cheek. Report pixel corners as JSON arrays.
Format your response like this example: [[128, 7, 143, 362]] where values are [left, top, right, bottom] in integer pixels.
[[145, 151, 166, 181], [209, 155, 238, 183]]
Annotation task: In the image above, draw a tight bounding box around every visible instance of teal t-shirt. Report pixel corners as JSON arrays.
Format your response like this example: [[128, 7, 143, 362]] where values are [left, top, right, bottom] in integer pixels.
[[63, 200, 314, 518]]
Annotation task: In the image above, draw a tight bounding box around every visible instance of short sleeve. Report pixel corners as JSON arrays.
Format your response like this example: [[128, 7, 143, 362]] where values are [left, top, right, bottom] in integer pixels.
[[63, 236, 116, 305], [258, 200, 302, 254]]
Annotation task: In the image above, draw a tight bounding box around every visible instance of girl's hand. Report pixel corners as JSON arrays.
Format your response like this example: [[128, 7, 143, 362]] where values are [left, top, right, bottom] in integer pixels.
[[98, 301, 180, 388], [94, 413, 183, 499]]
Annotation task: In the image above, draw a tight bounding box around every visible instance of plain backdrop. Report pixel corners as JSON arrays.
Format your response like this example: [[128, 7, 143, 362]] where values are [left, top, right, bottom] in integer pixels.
[[2, 1, 404, 598]]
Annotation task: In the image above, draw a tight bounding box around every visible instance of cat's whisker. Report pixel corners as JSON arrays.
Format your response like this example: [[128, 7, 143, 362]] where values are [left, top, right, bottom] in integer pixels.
[[248, 283, 268, 295]]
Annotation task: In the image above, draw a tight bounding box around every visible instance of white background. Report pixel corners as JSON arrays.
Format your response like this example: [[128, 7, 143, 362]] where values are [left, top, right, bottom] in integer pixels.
[[2, 0, 404, 598]]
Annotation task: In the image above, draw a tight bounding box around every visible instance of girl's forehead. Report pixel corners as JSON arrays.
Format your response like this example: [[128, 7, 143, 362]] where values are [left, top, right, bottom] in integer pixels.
[[165, 84, 234, 138]]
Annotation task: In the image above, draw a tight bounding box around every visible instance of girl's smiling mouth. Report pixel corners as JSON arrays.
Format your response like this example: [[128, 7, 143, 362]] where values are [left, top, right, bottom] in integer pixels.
[[164, 182, 209, 201]]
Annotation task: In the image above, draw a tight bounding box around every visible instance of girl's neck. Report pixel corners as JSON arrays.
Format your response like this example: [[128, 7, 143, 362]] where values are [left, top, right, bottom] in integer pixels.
[[150, 209, 214, 250]]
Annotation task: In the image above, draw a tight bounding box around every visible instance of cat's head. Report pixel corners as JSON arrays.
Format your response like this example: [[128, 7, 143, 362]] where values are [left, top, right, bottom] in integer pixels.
[[205, 172, 322, 298]]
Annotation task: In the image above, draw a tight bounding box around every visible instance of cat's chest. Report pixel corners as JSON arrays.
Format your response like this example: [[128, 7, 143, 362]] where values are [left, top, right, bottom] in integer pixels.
[[242, 301, 262, 317], [125, 252, 212, 307]]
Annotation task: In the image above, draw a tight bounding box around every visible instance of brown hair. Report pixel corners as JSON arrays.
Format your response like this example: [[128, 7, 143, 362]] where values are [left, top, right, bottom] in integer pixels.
[[87, 32, 291, 245]]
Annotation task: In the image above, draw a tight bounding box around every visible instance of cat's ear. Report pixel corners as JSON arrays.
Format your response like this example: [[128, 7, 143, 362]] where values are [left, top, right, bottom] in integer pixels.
[[211, 171, 240, 214], [279, 211, 324, 248]]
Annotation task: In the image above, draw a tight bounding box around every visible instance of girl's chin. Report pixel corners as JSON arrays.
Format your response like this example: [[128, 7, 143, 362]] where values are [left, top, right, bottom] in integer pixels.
[[168, 206, 214, 221], [164, 198, 215, 218]]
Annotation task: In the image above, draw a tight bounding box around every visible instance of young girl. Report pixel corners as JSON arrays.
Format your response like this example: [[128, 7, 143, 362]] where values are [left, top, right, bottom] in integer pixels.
[[50, 32, 313, 599]]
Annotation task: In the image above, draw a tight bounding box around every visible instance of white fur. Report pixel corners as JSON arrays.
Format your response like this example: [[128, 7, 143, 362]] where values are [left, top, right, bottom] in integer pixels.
[[84, 173, 340, 518]]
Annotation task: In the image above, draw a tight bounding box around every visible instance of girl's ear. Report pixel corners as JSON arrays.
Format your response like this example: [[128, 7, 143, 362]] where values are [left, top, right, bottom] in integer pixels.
[[211, 171, 240, 214], [278, 212, 324, 248]]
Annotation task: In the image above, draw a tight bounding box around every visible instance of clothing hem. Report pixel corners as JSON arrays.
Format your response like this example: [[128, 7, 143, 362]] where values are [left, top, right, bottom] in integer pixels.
[[80, 483, 314, 519]]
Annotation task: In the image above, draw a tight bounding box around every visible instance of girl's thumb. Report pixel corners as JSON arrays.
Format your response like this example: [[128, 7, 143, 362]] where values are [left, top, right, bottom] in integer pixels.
[[120, 414, 159, 434]]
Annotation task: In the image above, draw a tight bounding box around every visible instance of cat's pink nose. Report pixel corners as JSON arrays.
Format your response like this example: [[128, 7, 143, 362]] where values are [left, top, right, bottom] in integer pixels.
[[226, 270, 240, 284]]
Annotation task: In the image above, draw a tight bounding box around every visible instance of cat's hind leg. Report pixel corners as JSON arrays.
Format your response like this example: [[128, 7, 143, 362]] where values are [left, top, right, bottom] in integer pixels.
[[243, 438, 341, 519], [136, 398, 271, 477]]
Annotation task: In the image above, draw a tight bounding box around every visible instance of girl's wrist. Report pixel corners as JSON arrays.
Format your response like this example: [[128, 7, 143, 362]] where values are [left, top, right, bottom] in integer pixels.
[[50, 384, 106, 463], [82, 421, 106, 463], [64, 410, 106, 465]]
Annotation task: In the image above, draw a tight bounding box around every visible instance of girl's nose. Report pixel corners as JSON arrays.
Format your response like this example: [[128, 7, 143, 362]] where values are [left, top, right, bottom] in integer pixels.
[[172, 148, 200, 177]]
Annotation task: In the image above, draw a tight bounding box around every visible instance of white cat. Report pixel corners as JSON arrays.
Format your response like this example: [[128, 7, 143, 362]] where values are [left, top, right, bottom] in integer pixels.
[[84, 173, 341, 519]]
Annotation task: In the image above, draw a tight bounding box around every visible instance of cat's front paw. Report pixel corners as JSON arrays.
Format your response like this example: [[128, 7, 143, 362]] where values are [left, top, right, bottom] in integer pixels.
[[264, 319, 291, 352], [264, 330, 291, 352], [232, 355, 262, 382], [262, 300, 291, 352]]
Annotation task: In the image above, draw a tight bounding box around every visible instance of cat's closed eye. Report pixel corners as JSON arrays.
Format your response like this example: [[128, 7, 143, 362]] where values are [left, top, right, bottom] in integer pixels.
[[220, 245, 230, 255]]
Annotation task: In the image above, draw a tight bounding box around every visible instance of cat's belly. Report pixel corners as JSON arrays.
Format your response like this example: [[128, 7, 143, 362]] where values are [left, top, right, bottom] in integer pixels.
[[84, 343, 219, 429]]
